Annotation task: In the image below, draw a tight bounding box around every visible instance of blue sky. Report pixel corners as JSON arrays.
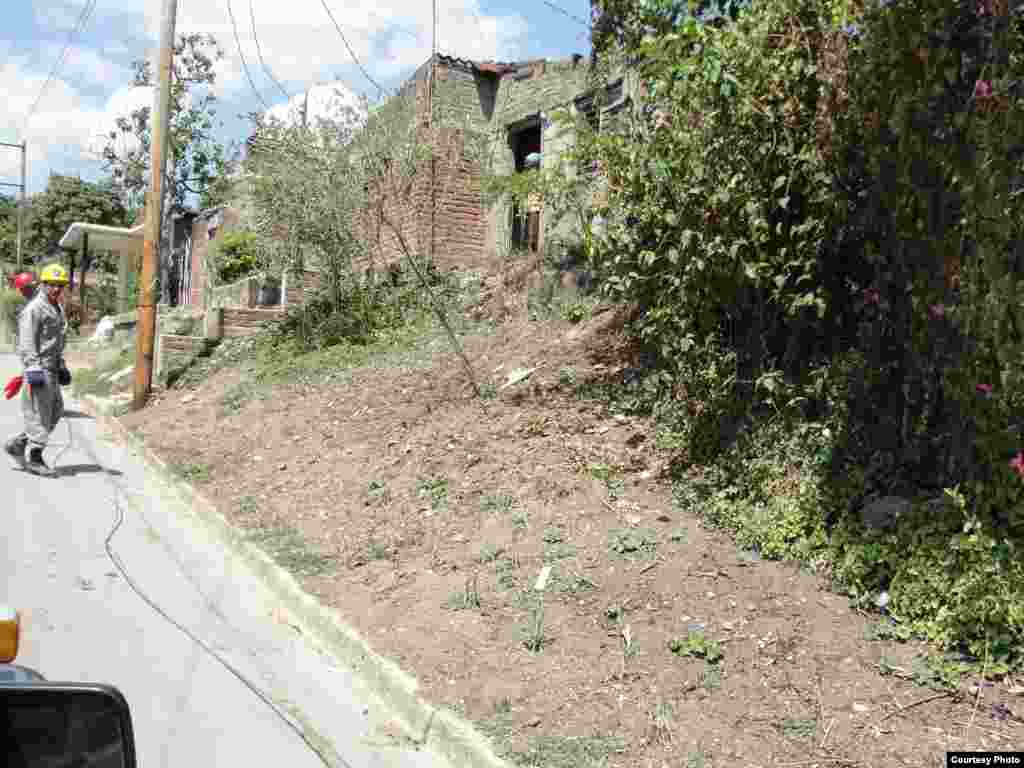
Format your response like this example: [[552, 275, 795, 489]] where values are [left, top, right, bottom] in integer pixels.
[[0, 0, 592, 196]]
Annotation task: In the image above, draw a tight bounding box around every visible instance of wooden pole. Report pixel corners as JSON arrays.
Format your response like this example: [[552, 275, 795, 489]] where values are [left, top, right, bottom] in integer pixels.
[[133, 0, 178, 410]]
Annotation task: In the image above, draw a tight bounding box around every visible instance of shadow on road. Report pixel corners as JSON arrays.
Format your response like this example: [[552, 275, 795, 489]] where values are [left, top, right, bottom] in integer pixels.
[[62, 410, 94, 420], [54, 464, 123, 478]]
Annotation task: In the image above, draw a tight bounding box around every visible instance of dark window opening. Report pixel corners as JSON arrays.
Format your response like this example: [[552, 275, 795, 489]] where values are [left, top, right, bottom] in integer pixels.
[[509, 120, 543, 253]]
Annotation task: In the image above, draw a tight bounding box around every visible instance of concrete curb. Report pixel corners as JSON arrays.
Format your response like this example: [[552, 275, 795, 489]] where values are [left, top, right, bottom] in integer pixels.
[[79, 394, 510, 768]]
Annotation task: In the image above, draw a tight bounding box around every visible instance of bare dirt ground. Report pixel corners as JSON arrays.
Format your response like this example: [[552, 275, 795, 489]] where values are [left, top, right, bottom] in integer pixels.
[[117, 288, 1024, 767]]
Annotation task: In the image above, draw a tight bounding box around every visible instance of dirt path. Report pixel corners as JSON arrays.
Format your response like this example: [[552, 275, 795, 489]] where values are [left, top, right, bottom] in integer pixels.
[[120, 309, 1024, 767]]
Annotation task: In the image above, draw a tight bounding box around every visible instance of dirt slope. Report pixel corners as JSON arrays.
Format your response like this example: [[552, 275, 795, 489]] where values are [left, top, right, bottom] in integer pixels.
[[120, 302, 1024, 767]]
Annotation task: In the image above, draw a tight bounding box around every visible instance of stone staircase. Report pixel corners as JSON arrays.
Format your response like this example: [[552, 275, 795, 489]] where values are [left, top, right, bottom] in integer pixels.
[[155, 295, 287, 381], [221, 307, 285, 338]]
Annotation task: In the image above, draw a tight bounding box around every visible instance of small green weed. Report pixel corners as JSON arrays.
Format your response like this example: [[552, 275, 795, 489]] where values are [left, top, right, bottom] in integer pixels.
[[481, 493, 515, 514], [173, 462, 211, 483], [479, 383, 497, 399], [700, 663, 721, 689], [512, 511, 528, 529], [367, 539, 390, 560], [556, 572, 596, 594], [418, 476, 449, 510], [521, 592, 546, 652], [686, 752, 706, 768], [670, 631, 723, 663], [864, 619, 914, 642], [781, 719, 816, 739], [544, 542, 577, 562], [608, 528, 657, 557], [558, 367, 577, 387], [248, 525, 336, 577], [505, 735, 625, 768], [669, 529, 688, 543], [479, 544, 504, 563], [542, 527, 564, 544], [448, 574, 481, 610], [239, 496, 258, 515]]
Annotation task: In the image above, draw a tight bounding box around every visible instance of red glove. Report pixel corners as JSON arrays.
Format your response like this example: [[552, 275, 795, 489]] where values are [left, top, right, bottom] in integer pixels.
[[4, 375, 23, 400]]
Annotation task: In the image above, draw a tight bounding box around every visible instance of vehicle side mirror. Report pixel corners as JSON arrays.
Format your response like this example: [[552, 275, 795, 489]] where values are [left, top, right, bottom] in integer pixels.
[[0, 683, 137, 768]]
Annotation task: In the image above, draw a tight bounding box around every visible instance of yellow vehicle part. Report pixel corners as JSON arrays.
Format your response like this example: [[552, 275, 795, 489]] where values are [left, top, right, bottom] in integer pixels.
[[0, 605, 20, 663]]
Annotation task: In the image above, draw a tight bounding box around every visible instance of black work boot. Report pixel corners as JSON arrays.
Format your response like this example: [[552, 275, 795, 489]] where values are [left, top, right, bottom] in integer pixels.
[[4, 437, 27, 469], [26, 448, 56, 478]]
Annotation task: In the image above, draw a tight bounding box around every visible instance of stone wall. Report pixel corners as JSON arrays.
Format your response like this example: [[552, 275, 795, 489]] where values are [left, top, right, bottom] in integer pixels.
[[156, 334, 214, 380]]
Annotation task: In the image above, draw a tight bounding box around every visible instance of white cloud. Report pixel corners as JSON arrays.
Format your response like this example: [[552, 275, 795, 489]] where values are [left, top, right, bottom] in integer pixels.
[[128, 0, 529, 102], [5, 0, 534, 193], [38, 43, 129, 87]]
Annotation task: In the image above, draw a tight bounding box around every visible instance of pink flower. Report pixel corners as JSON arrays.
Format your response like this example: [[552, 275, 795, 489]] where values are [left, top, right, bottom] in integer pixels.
[[976, 383, 993, 395], [1011, 451, 1024, 478], [929, 303, 946, 319], [863, 288, 881, 305], [977, 0, 992, 15], [653, 109, 672, 129], [975, 80, 993, 100]]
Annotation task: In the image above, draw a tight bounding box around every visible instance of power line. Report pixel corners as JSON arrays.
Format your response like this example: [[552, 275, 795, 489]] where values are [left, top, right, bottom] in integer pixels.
[[23, 0, 98, 132], [227, 0, 271, 111], [317, 0, 388, 98], [248, 0, 291, 103], [540, 0, 590, 27]]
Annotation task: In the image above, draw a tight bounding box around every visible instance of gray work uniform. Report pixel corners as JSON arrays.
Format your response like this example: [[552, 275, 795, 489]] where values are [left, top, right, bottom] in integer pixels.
[[16, 293, 67, 449]]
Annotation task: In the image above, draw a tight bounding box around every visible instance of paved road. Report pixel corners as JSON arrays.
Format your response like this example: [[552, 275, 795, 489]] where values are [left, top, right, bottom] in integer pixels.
[[0, 353, 441, 768]]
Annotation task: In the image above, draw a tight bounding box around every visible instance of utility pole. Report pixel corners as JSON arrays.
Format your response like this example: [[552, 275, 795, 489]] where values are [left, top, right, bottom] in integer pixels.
[[0, 141, 27, 271], [133, 0, 177, 411]]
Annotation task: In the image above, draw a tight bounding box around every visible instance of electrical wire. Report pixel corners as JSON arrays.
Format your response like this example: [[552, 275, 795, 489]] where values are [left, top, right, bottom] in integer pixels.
[[317, 0, 389, 98], [540, 0, 590, 27], [227, 0, 271, 111], [58, 420, 351, 768], [23, 0, 98, 132], [248, 0, 291, 103]]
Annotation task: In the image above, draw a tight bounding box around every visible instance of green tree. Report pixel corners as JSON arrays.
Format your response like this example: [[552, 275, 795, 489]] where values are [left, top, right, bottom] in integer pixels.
[[28, 175, 128, 300], [101, 32, 229, 304], [0, 195, 17, 266]]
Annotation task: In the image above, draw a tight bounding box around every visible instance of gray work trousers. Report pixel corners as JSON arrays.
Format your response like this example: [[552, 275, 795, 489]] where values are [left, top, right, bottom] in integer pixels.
[[15, 372, 64, 449]]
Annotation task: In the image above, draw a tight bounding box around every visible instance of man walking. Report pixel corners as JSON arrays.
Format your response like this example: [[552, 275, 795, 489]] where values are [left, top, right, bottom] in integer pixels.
[[4, 264, 71, 478]]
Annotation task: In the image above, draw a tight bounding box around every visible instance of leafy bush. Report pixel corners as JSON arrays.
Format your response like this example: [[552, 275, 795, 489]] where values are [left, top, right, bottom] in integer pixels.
[[211, 230, 259, 284], [262, 260, 452, 353]]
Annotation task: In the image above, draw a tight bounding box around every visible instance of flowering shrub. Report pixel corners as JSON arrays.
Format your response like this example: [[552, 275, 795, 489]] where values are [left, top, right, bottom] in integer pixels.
[[586, 0, 1024, 663]]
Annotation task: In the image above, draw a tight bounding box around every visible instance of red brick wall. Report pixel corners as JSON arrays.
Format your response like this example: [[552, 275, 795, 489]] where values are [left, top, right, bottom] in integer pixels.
[[354, 125, 485, 273]]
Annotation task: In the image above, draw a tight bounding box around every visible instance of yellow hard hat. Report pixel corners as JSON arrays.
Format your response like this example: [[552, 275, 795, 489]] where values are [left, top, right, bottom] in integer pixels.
[[40, 263, 69, 285]]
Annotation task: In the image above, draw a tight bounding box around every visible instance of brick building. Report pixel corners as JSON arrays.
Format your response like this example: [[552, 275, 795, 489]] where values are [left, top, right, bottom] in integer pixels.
[[178, 53, 631, 308], [356, 52, 632, 273]]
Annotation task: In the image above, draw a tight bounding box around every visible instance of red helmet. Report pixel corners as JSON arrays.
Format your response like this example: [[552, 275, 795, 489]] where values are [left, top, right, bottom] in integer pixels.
[[13, 272, 35, 296]]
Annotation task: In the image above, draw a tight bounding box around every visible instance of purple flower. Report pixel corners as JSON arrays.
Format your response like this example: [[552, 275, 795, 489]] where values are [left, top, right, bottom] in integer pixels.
[[929, 303, 946, 319], [975, 80, 993, 100], [976, 383, 994, 396], [843, 23, 862, 38], [863, 288, 881, 305]]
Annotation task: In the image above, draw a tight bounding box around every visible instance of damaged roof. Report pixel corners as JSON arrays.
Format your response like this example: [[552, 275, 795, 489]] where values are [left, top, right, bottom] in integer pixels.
[[434, 52, 584, 75]]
